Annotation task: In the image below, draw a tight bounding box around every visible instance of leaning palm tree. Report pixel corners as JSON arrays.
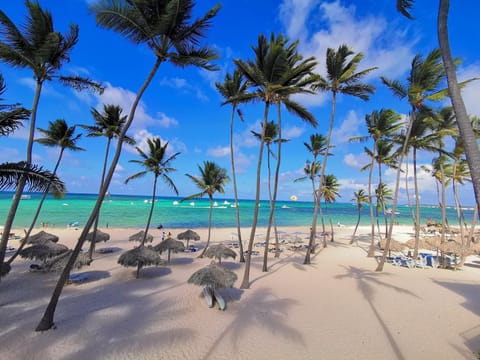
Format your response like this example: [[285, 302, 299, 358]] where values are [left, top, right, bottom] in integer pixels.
[[350, 189, 368, 245], [125, 138, 180, 246], [37, 0, 221, 331], [306, 44, 377, 265], [7, 119, 83, 266], [81, 104, 135, 259], [184, 161, 229, 258], [397, 0, 480, 213], [235, 33, 318, 288], [215, 69, 250, 263], [0, 1, 103, 275]]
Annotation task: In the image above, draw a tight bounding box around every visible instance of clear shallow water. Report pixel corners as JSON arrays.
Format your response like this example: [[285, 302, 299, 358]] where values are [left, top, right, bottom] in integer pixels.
[[0, 192, 475, 229]]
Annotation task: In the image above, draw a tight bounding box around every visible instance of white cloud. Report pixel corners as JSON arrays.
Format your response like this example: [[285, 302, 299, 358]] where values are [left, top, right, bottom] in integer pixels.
[[283, 125, 305, 139], [344, 152, 370, 169], [458, 63, 480, 117], [159, 76, 209, 102], [279, 0, 415, 106], [126, 129, 180, 156], [207, 146, 230, 157], [331, 110, 362, 145]]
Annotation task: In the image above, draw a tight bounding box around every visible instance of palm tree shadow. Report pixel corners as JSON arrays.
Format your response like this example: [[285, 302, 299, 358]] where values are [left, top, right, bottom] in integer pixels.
[[433, 279, 480, 317], [201, 287, 304, 360], [335, 265, 421, 360]]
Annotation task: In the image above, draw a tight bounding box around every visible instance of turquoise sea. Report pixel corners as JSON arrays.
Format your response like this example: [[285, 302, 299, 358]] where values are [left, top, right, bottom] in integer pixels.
[[0, 192, 475, 229]]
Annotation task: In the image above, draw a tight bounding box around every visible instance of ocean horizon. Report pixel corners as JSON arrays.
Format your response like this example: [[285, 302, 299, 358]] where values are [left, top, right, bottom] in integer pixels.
[[0, 191, 475, 230]]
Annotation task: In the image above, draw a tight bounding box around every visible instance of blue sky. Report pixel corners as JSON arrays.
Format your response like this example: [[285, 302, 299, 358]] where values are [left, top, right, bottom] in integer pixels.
[[1, 0, 479, 205]]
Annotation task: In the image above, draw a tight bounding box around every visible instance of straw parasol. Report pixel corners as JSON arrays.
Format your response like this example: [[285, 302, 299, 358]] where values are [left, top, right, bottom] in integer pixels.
[[204, 244, 237, 264], [129, 230, 153, 243], [45, 250, 92, 272], [405, 238, 431, 251], [26, 231, 59, 245], [154, 238, 185, 265], [118, 246, 165, 278], [86, 230, 110, 243], [188, 262, 237, 290], [177, 229, 200, 248], [20, 241, 69, 262], [378, 239, 406, 252]]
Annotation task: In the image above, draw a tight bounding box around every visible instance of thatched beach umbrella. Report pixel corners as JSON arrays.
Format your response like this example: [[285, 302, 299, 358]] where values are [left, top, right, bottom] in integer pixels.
[[405, 238, 431, 251], [378, 239, 406, 257], [20, 241, 69, 262], [154, 238, 185, 264], [204, 244, 237, 264], [26, 231, 59, 245], [86, 230, 110, 243], [177, 229, 200, 248], [188, 262, 237, 290], [129, 230, 153, 243], [118, 246, 165, 278], [45, 250, 92, 272]]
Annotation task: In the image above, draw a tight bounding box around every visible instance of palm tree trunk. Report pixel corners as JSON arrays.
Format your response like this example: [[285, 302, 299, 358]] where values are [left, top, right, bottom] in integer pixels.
[[262, 143, 274, 272], [0, 80, 43, 276], [7, 150, 64, 265], [413, 148, 421, 259], [350, 206, 362, 245], [440, 164, 447, 246], [305, 92, 337, 264], [438, 0, 480, 212], [88, 138, 111, 259], [229, 105, 245, 262], [199, 196, 214, 258], [36, 57, 162, 331], [367, 153, 375, 257], [376, 111, 415, 272], [240, 102, 270, 288], [142, 176, 158, 246]]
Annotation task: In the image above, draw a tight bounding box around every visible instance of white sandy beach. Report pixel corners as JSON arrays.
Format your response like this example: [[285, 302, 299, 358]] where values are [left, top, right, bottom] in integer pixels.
[[1, 224, 480, 360]]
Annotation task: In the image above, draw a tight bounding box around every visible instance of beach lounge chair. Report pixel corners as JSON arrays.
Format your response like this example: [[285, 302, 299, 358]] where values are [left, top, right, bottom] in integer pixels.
[[425, 255, 439, 268], [69, 273, 89, 284]]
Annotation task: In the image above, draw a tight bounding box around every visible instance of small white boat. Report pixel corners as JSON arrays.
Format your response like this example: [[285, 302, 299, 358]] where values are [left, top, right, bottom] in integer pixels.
[[20, 194, 31, 200], [190, 202, 195, 207], [173, 200, 179, 205]]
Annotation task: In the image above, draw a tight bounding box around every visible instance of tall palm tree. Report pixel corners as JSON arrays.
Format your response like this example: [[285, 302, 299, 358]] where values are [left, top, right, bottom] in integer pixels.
[[252, 120, 288, 270], [7, 119, 83, 266], [125, 138, 179, 246], [235, 33, 317, 288], [36, 0, 220, 331], [397, 0, 480, 212], [350, 189, 368, 245], [0, 1, 103, 274], [215, 69, 250, 263], [305, 44, 376, 265], [184, 161, 229, 258], [350, 109, 402, 256], [81, 104, 135, 259], [377, 49, 448, 271]]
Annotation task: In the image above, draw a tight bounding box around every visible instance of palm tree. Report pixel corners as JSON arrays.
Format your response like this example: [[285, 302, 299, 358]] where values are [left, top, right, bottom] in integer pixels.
[[81, 104, 135, 259], [397, 0, 480, 212], [125, 138, 179, 246], [215, 69, 250, 263], [184, 161, 230, 258], [350, 109, 402, 255], [350, 189, 368, 245], [252, 120, 288, 270], [36, 0, 220, 331], [320, 174, 340, 242], [0, 1, 103, 275], [235, 33, 317, 288], [305, 44, 377, 265], [0, 73, 30, 136], [377, 49, 448, 271], [7, 119, 83, 266]]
